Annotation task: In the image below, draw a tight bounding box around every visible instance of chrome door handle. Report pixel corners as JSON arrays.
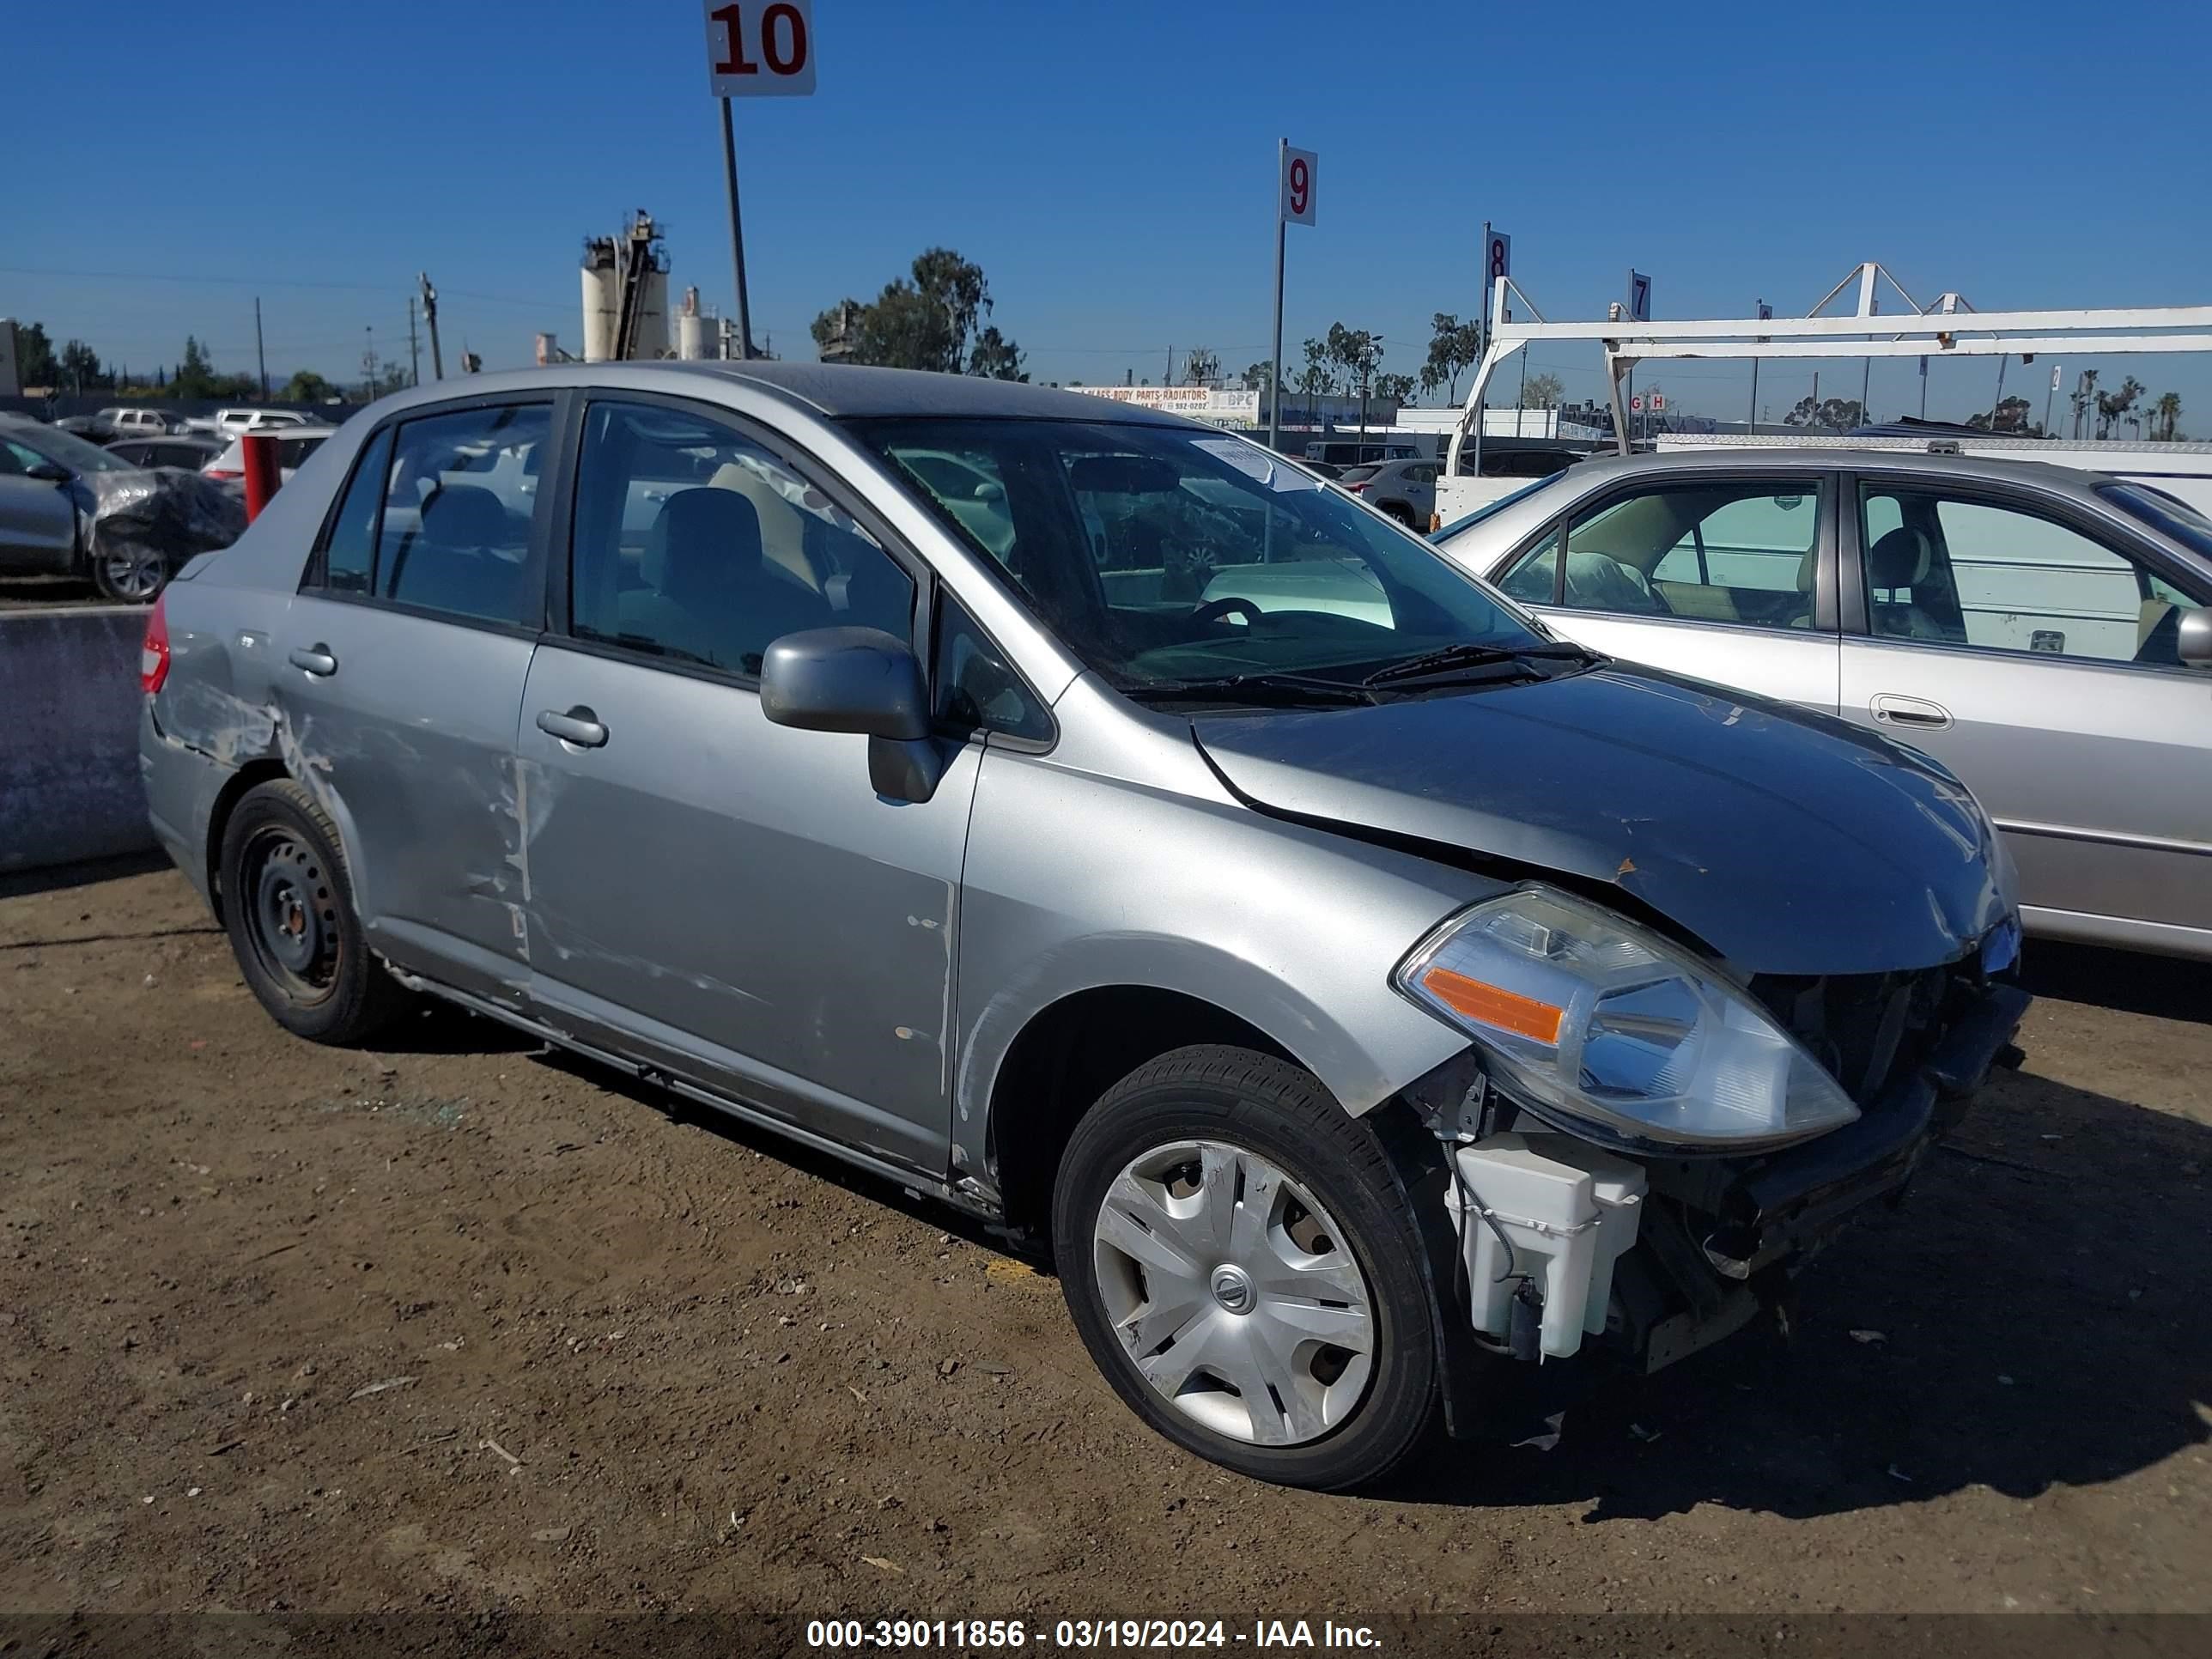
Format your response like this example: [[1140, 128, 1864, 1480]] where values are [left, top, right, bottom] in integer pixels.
[[1870, 692, 1952, 730], [536, 706, 609, 748], [288, 644, 337, 677]]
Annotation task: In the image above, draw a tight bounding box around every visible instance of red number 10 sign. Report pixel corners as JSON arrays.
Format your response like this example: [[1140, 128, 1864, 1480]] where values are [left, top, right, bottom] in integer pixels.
[[1281, 147, 1317, 228], [705, 0, 817, 96]]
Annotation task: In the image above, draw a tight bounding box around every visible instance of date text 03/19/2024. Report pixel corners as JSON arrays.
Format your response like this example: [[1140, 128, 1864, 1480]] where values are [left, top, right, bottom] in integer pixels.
[[805, 1619, 1383, 1650]]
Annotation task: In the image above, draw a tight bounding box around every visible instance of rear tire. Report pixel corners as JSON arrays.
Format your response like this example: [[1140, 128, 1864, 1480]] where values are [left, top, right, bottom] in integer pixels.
[[1051, 1044, 1438, 1491], [219, 778, 410, 1045], [88, 532, 167, 604]]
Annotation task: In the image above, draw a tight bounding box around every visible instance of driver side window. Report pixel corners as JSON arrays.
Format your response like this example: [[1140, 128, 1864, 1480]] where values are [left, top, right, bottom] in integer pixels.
[[1860, 485, 2203, 666]]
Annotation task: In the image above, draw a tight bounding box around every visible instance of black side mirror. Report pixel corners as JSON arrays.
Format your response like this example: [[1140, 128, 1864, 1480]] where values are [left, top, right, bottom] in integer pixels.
[[758, 627, 947, 803], [27, 460, 71, 483]]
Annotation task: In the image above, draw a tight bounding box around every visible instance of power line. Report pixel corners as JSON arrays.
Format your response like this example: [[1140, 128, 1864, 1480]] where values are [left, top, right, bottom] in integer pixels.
[[0, 264, 569, 313]]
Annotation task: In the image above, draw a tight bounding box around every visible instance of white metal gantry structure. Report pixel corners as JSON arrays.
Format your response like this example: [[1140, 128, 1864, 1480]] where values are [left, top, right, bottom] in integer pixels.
[[1444, 260, 2212, 478]]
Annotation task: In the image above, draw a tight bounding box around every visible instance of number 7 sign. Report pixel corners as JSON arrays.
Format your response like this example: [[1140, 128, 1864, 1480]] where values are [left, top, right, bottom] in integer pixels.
[[1280, 147, 1317, 227], [704, 0, 817, 97]]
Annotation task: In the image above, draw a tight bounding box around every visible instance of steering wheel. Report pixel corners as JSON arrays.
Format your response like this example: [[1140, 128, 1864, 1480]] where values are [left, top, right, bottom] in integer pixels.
[[1192, 595, 1265, 627]]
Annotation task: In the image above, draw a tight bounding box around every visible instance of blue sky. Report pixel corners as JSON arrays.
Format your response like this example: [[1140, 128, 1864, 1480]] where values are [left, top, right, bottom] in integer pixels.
[[6, 0, 2205, 428]]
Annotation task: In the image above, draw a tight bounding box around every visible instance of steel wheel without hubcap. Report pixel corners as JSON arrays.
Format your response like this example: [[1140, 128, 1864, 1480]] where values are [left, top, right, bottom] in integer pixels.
[[238, 827, 343, 1006], [1092, 1138, 1375, 1447]]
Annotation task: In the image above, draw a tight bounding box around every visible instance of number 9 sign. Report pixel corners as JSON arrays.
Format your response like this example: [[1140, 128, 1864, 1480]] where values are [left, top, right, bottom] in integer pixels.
[[704, 0, 817, 97], [1281, 146, 1317, 227]]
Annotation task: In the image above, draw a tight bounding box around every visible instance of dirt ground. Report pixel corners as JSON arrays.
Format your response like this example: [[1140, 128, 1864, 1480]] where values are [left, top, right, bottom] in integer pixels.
[[2, 861, 2206, 1642]]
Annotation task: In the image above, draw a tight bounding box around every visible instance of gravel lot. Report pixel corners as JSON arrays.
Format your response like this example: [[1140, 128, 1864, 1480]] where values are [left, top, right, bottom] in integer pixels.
[[1, 861, 2205, 1643]]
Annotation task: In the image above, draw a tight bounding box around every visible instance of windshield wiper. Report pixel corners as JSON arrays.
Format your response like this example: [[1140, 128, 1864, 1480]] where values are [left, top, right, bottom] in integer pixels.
[[1362, 639, 1595, 689], [1124, 672, 1376, 708]]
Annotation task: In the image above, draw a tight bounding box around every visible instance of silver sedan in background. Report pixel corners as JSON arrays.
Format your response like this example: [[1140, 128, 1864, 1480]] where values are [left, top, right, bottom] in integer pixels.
[[1432, 449, 2212, 961]]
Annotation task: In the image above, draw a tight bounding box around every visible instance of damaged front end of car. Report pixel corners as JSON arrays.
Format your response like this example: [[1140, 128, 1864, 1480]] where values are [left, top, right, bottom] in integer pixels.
[[1392, 885, 2029, 1393]]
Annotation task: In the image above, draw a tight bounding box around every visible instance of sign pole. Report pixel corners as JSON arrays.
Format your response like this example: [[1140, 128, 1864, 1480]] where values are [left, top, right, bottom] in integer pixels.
[[720, 95, 754, 360], [1268, 138, 1286, 455]]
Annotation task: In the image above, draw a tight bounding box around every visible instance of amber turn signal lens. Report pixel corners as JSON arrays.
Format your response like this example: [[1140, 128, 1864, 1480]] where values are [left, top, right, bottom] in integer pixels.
[[1419, 966, 1565, 1044]]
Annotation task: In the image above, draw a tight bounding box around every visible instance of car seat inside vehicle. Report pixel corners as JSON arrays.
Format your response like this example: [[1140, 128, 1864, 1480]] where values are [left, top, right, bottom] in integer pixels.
[[623, 487, 833, 673], [1866, 525, 1966, 642]]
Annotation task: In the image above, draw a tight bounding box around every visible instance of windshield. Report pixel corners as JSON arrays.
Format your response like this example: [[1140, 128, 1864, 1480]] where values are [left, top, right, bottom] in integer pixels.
[[13, 424, 134, 473], [1431, 474, 1565, 544], [854, 417, 1550, 695], [2099, 481, 2212, 563]]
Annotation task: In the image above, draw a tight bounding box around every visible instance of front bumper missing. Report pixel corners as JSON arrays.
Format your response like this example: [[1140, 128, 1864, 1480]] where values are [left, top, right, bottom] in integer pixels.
[[1704, 981, 2031, 1277], [1407, 977, 2030, 1390]]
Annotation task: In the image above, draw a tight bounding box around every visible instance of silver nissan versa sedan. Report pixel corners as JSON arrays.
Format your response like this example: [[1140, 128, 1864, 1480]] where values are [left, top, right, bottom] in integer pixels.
[[140, 364, 2028, 1491]]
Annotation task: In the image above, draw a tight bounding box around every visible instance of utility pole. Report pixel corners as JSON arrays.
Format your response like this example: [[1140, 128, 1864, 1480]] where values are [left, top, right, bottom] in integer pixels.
[[1165, 345, 1174, 387], [1990, 355, 2008, 431], [1268, 140, 1287, 453], [407, 297, 421, 386], [719, 98, 755, 358], [362, 326, 378, 403], [1811, 370, 1820, 430], [418, 273, 444, 380], [254, 296, 268, 401], [2044, 363, 2060, 436], [1747, 298, 1766, 434]]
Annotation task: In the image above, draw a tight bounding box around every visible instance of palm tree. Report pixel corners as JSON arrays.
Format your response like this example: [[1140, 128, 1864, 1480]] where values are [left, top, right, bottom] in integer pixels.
[[2154, 391, 2183, 441], [2070, 368, 2099, 438]]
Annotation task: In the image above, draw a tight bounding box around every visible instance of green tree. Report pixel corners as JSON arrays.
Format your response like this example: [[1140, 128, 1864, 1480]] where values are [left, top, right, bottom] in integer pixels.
[[12, 321, 57, 389], [58, 338, 103, 392], [2154, 390, 2183, 441], [1967, 395, 2038, 434], [1296, 337, 1334, 422], [1522, 371, 1565, 410], [966, 325, 1027, 381], [282, 369, 337, 404], [2095, 375, 2145, 439], [1419, 313, 1484, 403], [1783, 395, 1865, 431], [172, 335, 253, 400], [2070, 369, 2099, 438], [1239, 360, 1274, 392], [1181, 346, 1220, 386], [1373, 372, 1416, 409], [1324, 324, 1383, 428], [810, 247, 1017, 376]]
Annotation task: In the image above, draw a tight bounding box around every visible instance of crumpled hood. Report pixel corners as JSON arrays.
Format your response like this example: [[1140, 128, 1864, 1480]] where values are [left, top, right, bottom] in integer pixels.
[[1193, 665, 2014, 976]]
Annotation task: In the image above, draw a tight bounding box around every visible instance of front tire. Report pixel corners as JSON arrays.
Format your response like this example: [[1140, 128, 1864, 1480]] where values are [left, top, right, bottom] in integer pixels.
[[219, 778, 409, 1045], [1052, 1045, 1438, 1491]]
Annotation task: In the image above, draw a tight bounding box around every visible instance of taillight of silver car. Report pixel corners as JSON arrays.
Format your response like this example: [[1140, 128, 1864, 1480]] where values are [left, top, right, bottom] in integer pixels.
[[140, 593, 171, 695]]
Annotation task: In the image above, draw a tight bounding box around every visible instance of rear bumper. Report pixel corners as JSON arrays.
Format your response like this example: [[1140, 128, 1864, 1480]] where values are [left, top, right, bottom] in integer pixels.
[[138, 700, 227, 913]]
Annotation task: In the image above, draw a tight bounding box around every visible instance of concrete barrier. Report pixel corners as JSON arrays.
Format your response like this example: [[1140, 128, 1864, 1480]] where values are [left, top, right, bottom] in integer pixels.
[[0, 606, 155, 873]]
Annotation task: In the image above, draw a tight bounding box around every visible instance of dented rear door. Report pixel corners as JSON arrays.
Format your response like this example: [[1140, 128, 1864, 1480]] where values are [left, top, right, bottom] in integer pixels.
[[268, 396, 556, 1006]]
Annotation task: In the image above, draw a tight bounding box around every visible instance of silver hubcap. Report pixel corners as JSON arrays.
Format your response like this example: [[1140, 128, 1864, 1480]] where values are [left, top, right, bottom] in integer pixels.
[[1091, 1139, 1375, 1447]]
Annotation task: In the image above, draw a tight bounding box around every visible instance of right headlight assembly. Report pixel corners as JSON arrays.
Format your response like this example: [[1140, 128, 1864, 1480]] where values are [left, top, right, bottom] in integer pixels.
[[1394, 887, 1859, 1153]]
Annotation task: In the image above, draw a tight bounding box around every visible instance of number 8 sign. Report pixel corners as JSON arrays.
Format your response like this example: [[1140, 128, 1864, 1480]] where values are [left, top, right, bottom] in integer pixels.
[[704, 0, 817, 97], [1281, 147, 1317, 227]]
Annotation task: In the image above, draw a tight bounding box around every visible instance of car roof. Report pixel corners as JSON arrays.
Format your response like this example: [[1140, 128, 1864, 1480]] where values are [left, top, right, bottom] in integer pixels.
[[1543, 445, 2108, 493], [1434, 444, 2129, 556], [347, 361, 1203, 428]]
